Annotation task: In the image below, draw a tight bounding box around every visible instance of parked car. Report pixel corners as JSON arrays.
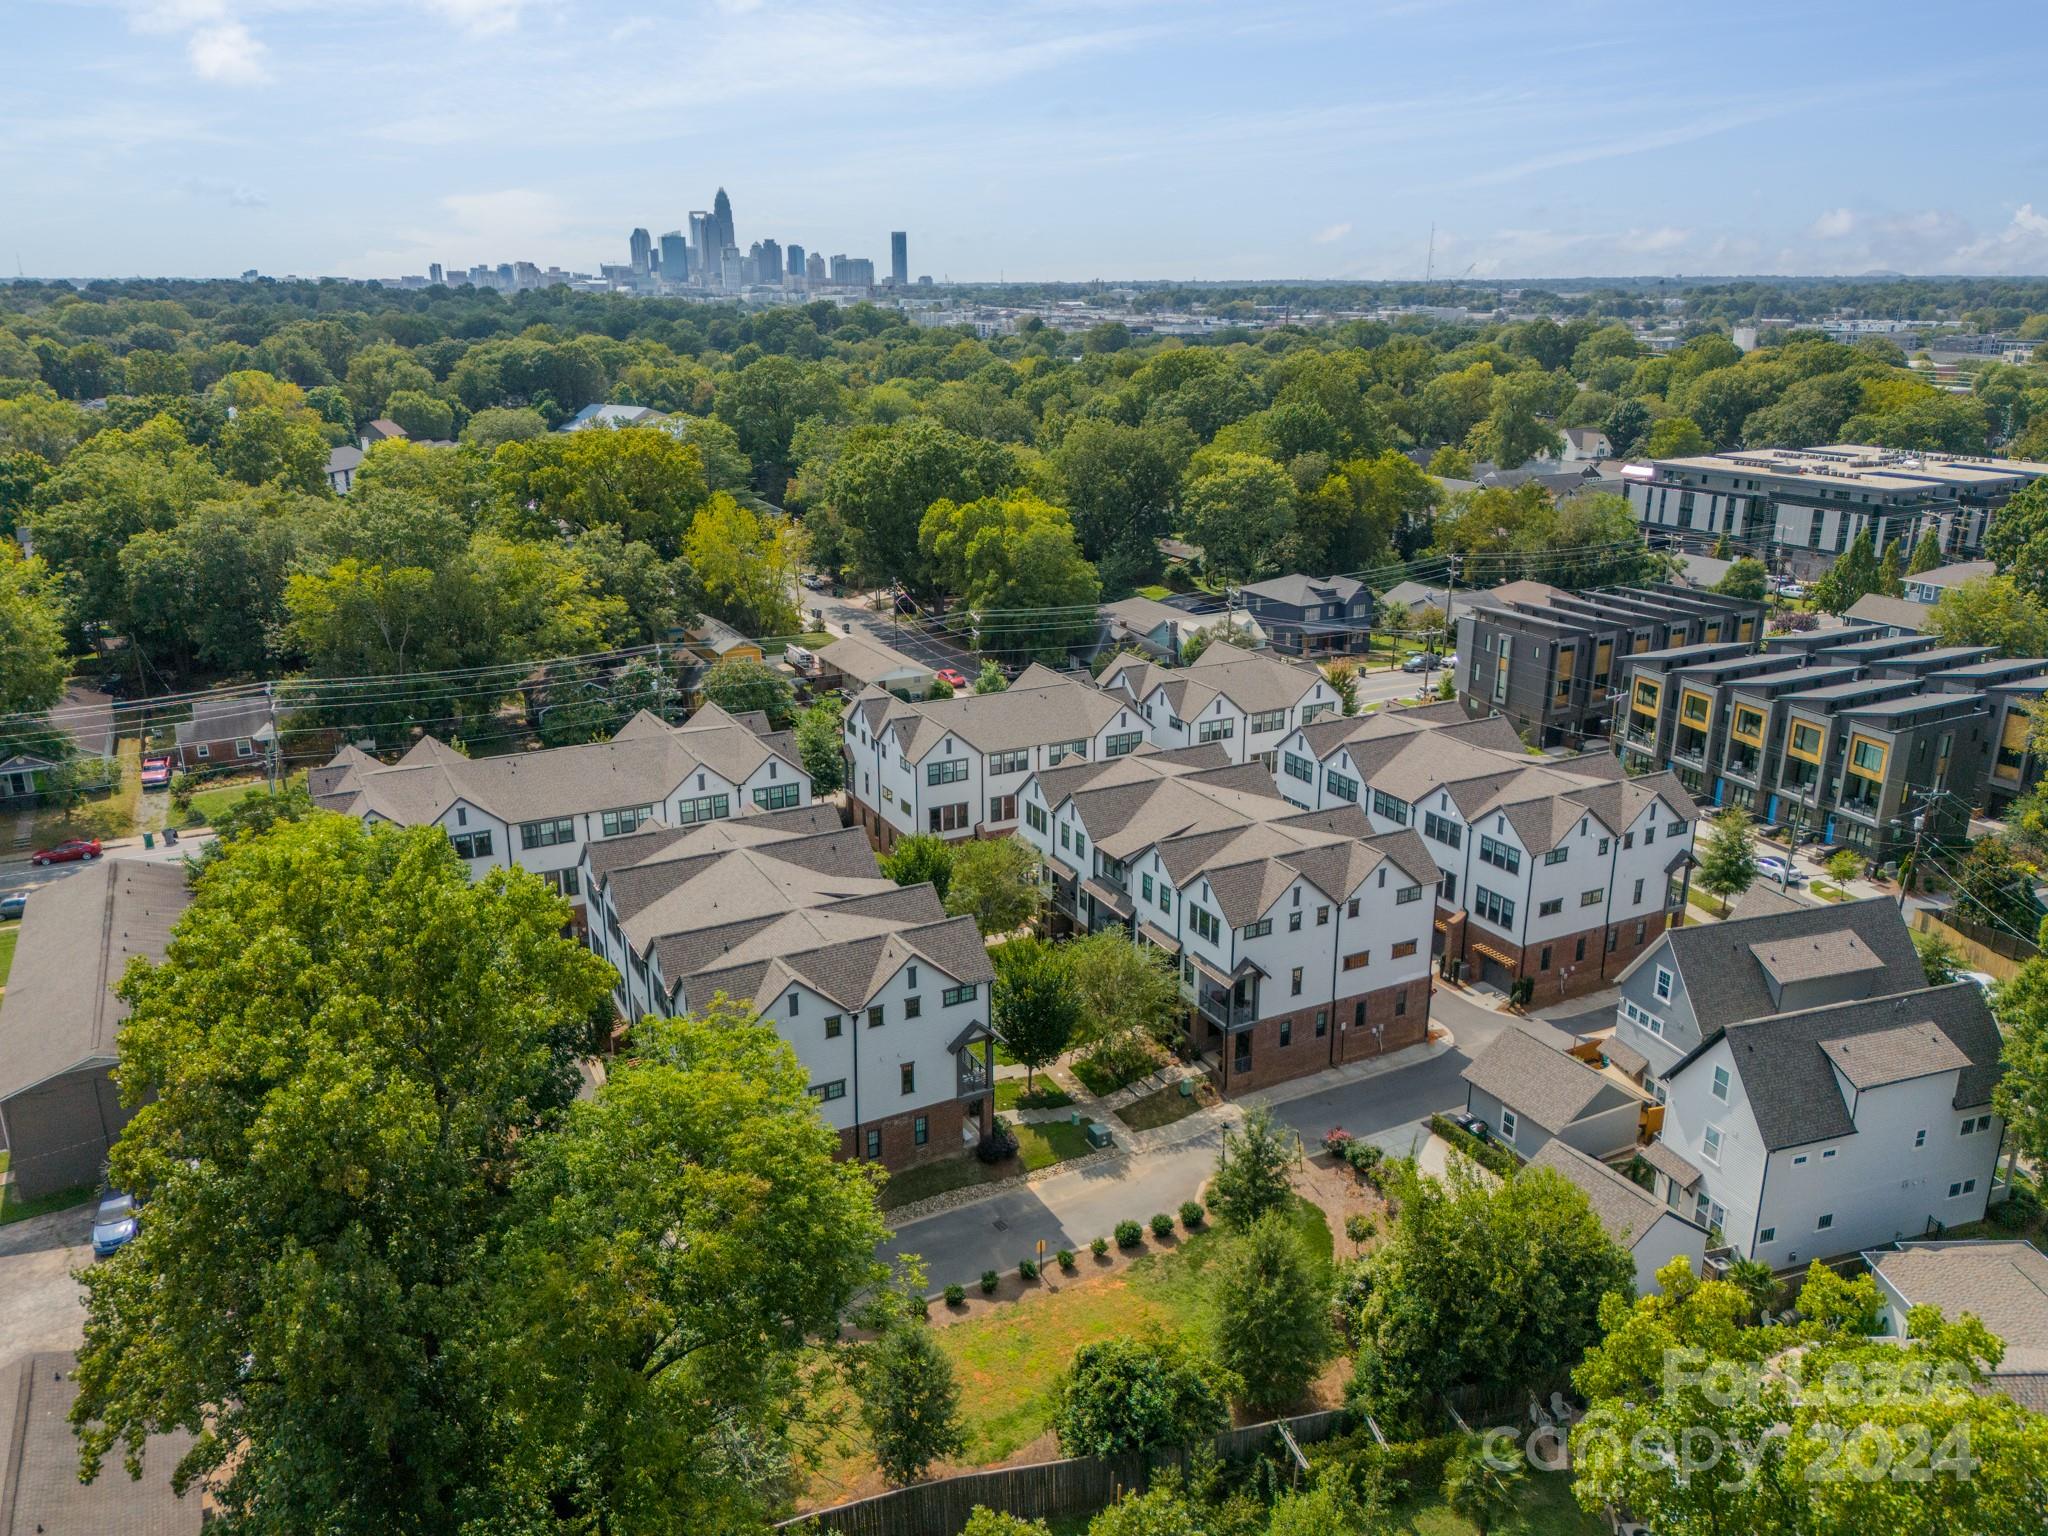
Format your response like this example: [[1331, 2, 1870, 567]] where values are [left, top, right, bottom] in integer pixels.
[[1755, 856, 1805, 886], [935, 667, 969, 690], [800, 573, 829, 591], [1958, 970, 1999, 999], [30, 837, 101, 866], [92, 1191, 141, 1258], [1775, 580, 1809, 599], [140, 755, 173, 790], [1448, 1111, 1492, 1143], [1401, 651, 1446, 673], [0, 891, 25, 920]]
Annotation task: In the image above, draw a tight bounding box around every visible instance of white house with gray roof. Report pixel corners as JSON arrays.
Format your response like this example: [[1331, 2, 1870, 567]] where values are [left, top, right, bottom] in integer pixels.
[[578, 807, 996, 1168], [1016, 745, 1437, 1093], [842, 663, 1143, 849], [1271, 703, 1699, 999], [1095, 640, 1341, 769], [1863, 1240, 2048, 1415], [1462, 1026, 1651, 1164], [310, 703, 809, 907]]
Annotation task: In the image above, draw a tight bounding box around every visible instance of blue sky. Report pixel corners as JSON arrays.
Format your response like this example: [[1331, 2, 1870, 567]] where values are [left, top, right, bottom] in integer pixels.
[[7, 0, 2048, 281]]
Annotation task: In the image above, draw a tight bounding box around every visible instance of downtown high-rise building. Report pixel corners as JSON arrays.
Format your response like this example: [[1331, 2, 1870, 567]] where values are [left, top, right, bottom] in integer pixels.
[[660, 231, 689, 285], [890, 231, 907, 287], [786, 244, 805, 278], [757, 237, 781, 285], [429, 262, 443, 285], [806, 251, 827, 284], [711, 188, 734, 259], [629, 227, 652, 273], [687, 211, 714, 284]]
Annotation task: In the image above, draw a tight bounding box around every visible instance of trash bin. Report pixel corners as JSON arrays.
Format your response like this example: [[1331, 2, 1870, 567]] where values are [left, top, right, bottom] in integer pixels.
[[143, 831, 155, 850]]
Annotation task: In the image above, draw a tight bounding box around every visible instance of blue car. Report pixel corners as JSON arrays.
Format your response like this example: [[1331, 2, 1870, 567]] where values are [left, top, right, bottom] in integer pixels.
[[0, 891, 24, 921], [91, 1191, 140, 1257]]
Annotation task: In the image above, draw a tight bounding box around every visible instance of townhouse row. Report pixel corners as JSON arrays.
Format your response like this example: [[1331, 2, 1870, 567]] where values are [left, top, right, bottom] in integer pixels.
[[1456, 893, 2008, 1280], [1614, 625, 2048, 858]]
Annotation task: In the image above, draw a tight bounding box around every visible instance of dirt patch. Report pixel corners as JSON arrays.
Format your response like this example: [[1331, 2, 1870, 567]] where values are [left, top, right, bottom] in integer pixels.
[[1295, 1153, 1391, 1260]]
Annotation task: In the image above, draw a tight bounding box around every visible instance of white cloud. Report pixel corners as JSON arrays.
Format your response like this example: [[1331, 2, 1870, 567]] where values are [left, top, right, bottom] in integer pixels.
[[1620, 226, 1690, 254], [1950, 203, 2048, 273], [1313, 222, 1351, 244], [187, 19, 268, 82], [1809, 207, 1856, 239]]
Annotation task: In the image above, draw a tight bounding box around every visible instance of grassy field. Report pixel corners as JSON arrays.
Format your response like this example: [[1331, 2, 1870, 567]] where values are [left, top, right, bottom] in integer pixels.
[[0, 1150, 95, 1227], [0, 921, 18, 991], [184, 769, 307, 826]]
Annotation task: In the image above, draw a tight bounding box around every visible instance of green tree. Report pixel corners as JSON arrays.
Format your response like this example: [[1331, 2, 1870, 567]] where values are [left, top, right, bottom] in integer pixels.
[[568, 524, 695, 641], [0, 545, 72, 724], [1695, 807, 1758, 904], [1085, 1485, 1205, 1536], [71, 816, 616, 1533], [1713, 556, 1769, 602], [685, 492, 800, 637], [1052, 1332, 1232, 1461], [1993, 958, 2048, 1166], [1874, 536, 1905, 598], [1440, 1435, 1525, 1536], [1907, 526, 1946, 574], [1912, 929, 1963, 986], [193, 781, 313, 864], [382, 388, 455, 442], [118, 491, 310, 677], [1048, 416, 1190, 589], [700, 656, 796, 728], [926, 675, 955, 699], [1467, 368, 1565, 469], [918, 492, 1101, 662], [1326, 660, 1360, 714], [993, 936, 1078, 1091], [483, 999, 888, 1534], [1208, 1105, 1295, 1231], [826, 418, 1021, 591], [1825, 847, 1863, 887], [858, 1318, 967, 1486], [1722, 1256, 1783, 1322], [216, 404, 328, 490], [1349, 1163, 1632, 1431], [1179, 452, 1296, 584], [973, 659, 1008, 694], [1210, 1214, 1333, 1412], [1067, 930, 1182, 1079], [1601, 398, 1653, 457], [944, 835, 1042, 936], [493, 426, 710, 557], [1642, 415, 1709, 457], [1426, 444, 1474, 479], [460, 405, 548, 449], [960, 1513, 1052, 1536], [879, 833, 955, 900], [1927, 574, 2048, 656], [794, 697, 846, 793], [714, 354, 847, 496]]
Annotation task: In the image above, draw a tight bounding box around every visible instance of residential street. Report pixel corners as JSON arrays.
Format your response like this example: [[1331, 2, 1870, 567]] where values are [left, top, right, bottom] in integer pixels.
[[882, 985, 1539, 1289], [0, 831, 209, 901]]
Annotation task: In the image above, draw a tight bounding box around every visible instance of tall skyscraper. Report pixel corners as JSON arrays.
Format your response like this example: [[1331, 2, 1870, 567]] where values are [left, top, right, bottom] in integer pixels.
[[629, 227, 652, 272], [806, 251, 826, 284], [758, 238, 781, 286], [660, 230, 689, 285], [719, 246, 742, 289], [687, 212, 714, 285], [428, 262, 443, 285], [890, 231, 908, 287], [711, 187, 734, 257], [786, 244, 805, 277]]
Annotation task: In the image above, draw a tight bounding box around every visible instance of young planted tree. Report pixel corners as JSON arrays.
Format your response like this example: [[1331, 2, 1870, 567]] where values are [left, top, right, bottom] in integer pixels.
[[859, 1319, 967, 1486], [1325, 660, 1360, 715], [1440, 1435, 1525, 1536], [1208, 1105, 1296, 1230], [879, 832, 956, 901], [1051, 1332, 1232, 1462], [1067, 930, 1182, 1080], [1826, 847, 1863, 888], [973, 659, 1008, 694], [1209, 1214, 1334, 1412], [944, 835, 1043, 936], [993, 937, 1079, 1091], [794, 697, 846, 793], [1695, 807, 1758, 906]]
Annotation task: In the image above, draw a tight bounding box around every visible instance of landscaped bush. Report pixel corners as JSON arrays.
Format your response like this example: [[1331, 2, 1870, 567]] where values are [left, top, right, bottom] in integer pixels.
[[908, 1293, 929, 1319], [1115, 1219, 1144, 1249], [1343, 1138, 1384, 1177], [1057, 1248, 1077, 1272], [975, 1122, 1020, 1165], [1149, 1212, 1174, 1239], [1428, 1113, 1519, 1179], [1322, 1127, 1355, 1157], [1345, 1213, 1377, 1245], [980, 1269, 1000, 1294], [944, 1283, 966, 1307], [1991, 1184, 2040, 1231], [1179, 1200, 1205, 1230], [1091, 1235, 1110, 1258], [1019, 1257, 1039, 1281], [1308, 1429, 1465, 1497]]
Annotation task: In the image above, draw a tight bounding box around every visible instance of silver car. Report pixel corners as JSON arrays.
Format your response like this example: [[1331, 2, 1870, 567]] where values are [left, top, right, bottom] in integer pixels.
[[91, 1191, 140, 1258]]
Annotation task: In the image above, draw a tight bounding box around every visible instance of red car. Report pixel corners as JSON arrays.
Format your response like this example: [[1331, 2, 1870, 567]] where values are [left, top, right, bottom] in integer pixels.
[[935, 668, 969, 690], [31, 838, 102, 866], [140, 755, 173, 790]]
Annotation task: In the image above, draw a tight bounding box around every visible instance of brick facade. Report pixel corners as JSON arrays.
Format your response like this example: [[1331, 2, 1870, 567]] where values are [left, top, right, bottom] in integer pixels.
[[1204, 978, 1430, 1095], [1452, 911, 1678, 1002], [836, 1096, 971, 1171]]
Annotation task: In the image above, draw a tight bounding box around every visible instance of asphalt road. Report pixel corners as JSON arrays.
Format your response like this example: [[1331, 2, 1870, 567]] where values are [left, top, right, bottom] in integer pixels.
[[882, 986, 1526, 1288], [799, 588, 979, 674], [0, 829, 207, 901]]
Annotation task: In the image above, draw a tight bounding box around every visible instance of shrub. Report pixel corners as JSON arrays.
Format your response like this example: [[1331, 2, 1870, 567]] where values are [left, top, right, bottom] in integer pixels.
[[1091, 1235, 1110, 1258], [944, 1283, 966, 1307], [1115, 1219, 1144, 1249], [975, 1122, 1020, 1165], [1019, 1257, 1039, 1281], [1990, 1185, 2040, 1231], [1057, 1248, 1077, 1272], [1322, 1127, 1354, 1157], [979, 1269, 999, 1295], [1343, 1139, 1383, 1177], [1345, 1213, 1377, 1246], [908, 1293, 929, 1320], [1428, 1113, 1519, 1179], [1150, 1212, 1175, 1239], [1179, 1200, 1205, 1230]]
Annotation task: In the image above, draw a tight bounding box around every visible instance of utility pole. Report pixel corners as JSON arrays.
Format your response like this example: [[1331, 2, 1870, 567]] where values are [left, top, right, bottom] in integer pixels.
[[1423, 553, 1462, 700]]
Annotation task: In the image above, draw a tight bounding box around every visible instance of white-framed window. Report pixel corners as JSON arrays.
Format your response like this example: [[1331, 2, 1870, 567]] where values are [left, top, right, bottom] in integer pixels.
[[1654, 967, 1673, 1002], [1498, 1109, 1518, 1143], [1702, 1124, 1723, 1163], [1711, 1066, 1730, 1103]]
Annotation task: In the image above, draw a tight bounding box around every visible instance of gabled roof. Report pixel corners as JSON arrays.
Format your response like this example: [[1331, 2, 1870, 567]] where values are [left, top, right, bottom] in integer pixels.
[[1820, 1023, 1973, 1090], [0, 861, 190, 1103], [1462, 1026, 1639, 1131], [854, 671, 1125, 762], [1667, 982, 2003, 1151], [1863, 1241, 2048, 1374], [1528, 1139, 1693, 1251], [1238, 572, 1367, 608], [177, 693, 273, 746], [1844, 593, 1933, 633], [1623, 896, 1925, 1032], [816, 633, 931, 686]]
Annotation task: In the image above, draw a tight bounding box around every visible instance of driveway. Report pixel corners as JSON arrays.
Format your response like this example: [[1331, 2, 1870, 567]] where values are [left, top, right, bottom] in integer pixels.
[[0, 1201, 94, 1367]]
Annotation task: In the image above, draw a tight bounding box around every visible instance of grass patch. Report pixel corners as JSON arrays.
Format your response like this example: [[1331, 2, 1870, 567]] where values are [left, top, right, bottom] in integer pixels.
[[182, 770, 308, 827], [1687, 890, 1731, 918], [0, 1151, 95, 1227], [0, 922, 17, 991], [1133, 584, 1171, 601], [876, 1156, 1012, 1212], [1810, 879, 1851, 903], [1015, 1118, 1097, 1171], [1390, 1475, 1605, 1535], [995, 1080, 1074, 1112], [1071, 1048, 1159, 1099], [1116, 1081, 1214, 1132]]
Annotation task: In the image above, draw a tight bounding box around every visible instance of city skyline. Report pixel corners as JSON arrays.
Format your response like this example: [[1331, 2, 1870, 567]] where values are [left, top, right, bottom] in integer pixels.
[[7, 1, 2048, 281]]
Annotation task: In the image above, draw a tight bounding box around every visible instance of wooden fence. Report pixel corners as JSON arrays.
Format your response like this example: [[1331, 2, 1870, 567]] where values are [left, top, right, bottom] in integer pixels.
[[780, 1410, 1346, 1536]]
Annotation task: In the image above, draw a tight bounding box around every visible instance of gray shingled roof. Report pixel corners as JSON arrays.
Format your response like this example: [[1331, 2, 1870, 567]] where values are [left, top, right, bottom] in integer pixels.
[[1238, 572, 1366, 607], [1865, 1241, 2048, 1374], [1670, 982, 2003, 1151], [1639, 1136, 1701, 1192], [1527, 1139, 1686, 1251], [1820, 1022, 1973, 1089], [1632, 896, 1925, 1032], [1462, 1027, 1634, 1131], [1748, 928, 1888, 987], [176, 693, 273, 747], [0, 1353, 200, 1535]]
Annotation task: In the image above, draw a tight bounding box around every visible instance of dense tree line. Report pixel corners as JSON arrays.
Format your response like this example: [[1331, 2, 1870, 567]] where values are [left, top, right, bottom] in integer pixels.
[[1, 277, 2044, 716]]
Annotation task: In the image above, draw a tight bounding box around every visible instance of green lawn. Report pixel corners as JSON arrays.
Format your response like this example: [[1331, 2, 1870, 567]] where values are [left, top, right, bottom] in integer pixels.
[[876, 1116, 1097, 1211], [0, 1150, 95, 1227], [1133, 585, 1172, 601], [1035, 1477, 1602, 1536], [995, 1080, 1074, 1112], [1810, 879, 1851, 903], [0, 921, 18, 991], [1116, 1082, 1213, 1132], [1071, 1049, 1160, 1099], [1015, 1117, 1097, 1171]]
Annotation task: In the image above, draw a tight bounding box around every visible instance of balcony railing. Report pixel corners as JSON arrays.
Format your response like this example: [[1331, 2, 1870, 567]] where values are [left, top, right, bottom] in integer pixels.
[[1194, 977, 1259, 1030], [957, 1047, 990, 1099]]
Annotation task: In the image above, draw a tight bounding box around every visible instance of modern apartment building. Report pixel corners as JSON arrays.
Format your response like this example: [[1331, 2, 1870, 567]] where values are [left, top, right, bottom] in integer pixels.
[[1618, 444, 2048, 578], [841, 664, 1141, 849], [1096, 641, 1342, 768], [310, 703, 810, 907], [1015, 745, 1438, 1093], [1269, 703, 1699, 1000], [579, 808, 996, 1169], [1453, 582, 1766, 746], [1611, 900, 2006, 1263], [1940, 664, 2048, 809]]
